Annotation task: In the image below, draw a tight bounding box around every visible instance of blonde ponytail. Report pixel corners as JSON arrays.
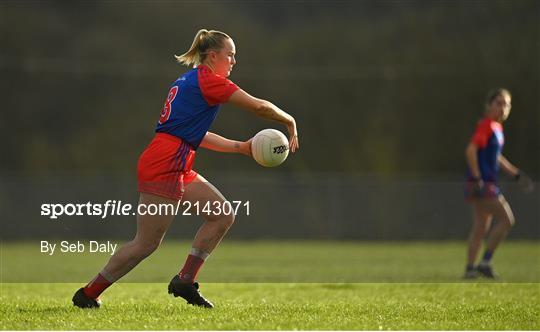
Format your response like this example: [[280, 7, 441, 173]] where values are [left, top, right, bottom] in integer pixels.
[[175, 29, 231, 67]]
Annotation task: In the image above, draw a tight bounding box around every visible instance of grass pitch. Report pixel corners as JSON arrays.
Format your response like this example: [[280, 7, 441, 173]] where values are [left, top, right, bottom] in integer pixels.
[[1, 241, 539, 330]]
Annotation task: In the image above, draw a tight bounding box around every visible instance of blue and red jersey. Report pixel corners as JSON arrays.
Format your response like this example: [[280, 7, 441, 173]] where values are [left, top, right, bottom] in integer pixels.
[[467, 117, 505, 182], [155, 65, 239, 149]]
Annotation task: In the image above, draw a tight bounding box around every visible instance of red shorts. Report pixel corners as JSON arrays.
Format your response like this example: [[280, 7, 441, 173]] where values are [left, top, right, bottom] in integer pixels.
[[137, 133, 198, 200]]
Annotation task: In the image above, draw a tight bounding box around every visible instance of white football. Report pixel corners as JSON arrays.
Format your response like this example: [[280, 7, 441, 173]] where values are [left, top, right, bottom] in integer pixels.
[[251, 129, 289, 167]]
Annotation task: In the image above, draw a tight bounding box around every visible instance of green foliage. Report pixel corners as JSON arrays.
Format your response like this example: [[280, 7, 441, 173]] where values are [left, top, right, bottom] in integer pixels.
[[1, 1, 538, 175]]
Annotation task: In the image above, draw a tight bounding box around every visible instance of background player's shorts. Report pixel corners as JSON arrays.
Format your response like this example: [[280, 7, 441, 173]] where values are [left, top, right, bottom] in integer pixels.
[[137, 133, 198, 201], [464, 181, 501, 201]]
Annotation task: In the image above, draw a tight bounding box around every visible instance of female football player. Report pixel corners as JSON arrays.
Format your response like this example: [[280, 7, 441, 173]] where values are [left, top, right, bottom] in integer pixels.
[[464, 88, 533, 279], [72, 29, 299, 308]]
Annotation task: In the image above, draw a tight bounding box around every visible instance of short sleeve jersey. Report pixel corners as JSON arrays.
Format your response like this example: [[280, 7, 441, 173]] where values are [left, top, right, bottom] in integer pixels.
[[155, 65, 239, 149], [467, 117, 505, 182]]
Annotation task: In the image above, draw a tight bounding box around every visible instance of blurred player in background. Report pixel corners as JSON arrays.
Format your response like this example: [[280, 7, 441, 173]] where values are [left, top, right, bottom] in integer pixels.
[[72, 29, 299, 308], [464, 88, 533, 279]]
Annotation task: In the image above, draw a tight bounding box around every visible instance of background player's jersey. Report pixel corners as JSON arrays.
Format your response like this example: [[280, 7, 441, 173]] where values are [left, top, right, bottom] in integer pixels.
[[155, 65, 239, 149], [467, 117, 505, 182]]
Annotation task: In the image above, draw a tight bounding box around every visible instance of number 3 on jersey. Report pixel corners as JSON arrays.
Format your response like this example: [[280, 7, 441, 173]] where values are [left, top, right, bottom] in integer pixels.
[[158, 86, 178, 124]]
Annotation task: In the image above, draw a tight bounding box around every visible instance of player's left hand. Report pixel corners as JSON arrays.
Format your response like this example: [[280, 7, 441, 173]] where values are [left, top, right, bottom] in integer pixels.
[[240, 138, 253, 157], [516, 171, 534, 193], [470, 179, 484, 198]]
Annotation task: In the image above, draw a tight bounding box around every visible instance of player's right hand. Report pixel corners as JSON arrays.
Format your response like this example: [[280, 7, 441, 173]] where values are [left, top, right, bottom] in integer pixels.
[[287, 119, 299, 153]]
